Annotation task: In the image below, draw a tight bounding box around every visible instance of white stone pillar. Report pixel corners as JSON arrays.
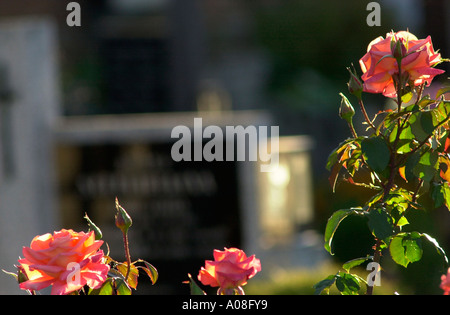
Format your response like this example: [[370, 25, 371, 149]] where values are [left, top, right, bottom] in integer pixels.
[[0, 18, 60, 294]]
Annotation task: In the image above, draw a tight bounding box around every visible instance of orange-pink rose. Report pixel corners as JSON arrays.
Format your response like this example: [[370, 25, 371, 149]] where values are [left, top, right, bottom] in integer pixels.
[[198, 247, 261, 294], [441, 268, 450, 295], [359, 31, 444, 98], [18, 229, 110, 295]]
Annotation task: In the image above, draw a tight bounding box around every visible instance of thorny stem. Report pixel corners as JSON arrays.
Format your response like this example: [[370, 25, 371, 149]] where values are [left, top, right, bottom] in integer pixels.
[[123, 232, 131, 282], [358, 99, 376, 132]]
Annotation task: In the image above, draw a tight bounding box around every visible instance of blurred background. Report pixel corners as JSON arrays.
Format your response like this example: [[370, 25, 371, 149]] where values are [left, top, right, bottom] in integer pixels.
[[0, 0, 450, 294]]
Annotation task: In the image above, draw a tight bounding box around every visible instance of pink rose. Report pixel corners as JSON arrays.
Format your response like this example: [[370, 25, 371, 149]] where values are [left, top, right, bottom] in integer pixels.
[[198, 247, 261, 294], [18, 229, 110, 295], [359, 31, 444, 98], [441, 268, 450, 295]]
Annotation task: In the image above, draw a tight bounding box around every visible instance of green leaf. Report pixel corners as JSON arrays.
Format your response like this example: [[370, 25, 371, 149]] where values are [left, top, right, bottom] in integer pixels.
[[335, 272, 361, 295], [361, 137, 390, 173], [324, 208, 361, 254], [116, 262, 139, 289], [392, 124, 415, 154], [313, 275, 336, 295], [365, 208, 395, 241], [403, 151, 421, 182], [413, 150, 439, 182], [185, 273, 206, 295], [417, 95, 434, 108], [389, 232, 423, 268], [410, 112, 429, 142], [431, 182, 450, 209], [436, 85, 450, 99], [420, 111, 437, 135], [115, 278, 132, 295], [342, 256, 373, 273], [326, 138, 357, 170], [139, 260, 158, 285], [421, 233, 449, 269], [401, 91, 413, 103], [84, 213, 103, 240], [89, 278, 114, 295]]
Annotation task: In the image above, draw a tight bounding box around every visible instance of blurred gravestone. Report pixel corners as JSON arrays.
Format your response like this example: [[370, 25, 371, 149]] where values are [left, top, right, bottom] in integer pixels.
[[55, 111, 270, 294], [54, 111, 316, 294], [0, 18, 60, 293]]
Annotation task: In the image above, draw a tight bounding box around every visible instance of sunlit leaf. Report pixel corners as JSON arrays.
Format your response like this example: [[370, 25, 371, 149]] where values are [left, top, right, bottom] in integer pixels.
[[413, 150, 439, 182], [89, 278, 114, 295], [335, 272, 361, 295], [116, 262, 139, 289], [436, 85, 450, 99], [410, 112, 429, 142], [139, 260, 158, 285], [401, 91, 413, 103], [324, 208, 362, 254], [115, 278, 132, 295], [313, 275, 336, 295], [431, 182, 450, 209], [184, 273, 206, 295], [84, 213, 103, 240], [389, 232, 423, 268], [342, 256, 373, 273], [421, 233, 449, 269]]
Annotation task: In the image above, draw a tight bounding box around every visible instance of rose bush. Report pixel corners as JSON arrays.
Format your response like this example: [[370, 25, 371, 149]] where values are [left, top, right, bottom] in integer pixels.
[[360, 30, 444, 98], [18, 229, 109, 295], [315, 30, 450, 295], [197, 247, 261, 295]]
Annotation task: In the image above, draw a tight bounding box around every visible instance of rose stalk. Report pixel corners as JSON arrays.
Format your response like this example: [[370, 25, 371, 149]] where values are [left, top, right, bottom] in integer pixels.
[[115, 197, 133, 282]]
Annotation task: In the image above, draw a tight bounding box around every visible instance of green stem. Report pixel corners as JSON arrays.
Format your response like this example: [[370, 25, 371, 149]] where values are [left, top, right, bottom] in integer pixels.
[[348, 121, 358, 138]]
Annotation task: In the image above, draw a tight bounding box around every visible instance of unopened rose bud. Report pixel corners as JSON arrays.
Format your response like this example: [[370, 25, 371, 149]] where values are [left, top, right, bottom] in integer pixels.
[[390, 37, 407, 61], [115, 198, 132, 234], [339, 92, 355, 123], [347, 66, 363, 99]]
